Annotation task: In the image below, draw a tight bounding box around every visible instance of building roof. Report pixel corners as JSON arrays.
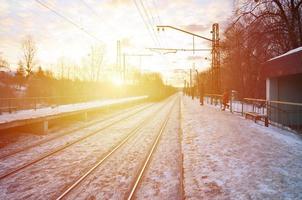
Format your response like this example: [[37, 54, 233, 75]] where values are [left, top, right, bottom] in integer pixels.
[[263, 46, 302, 78]]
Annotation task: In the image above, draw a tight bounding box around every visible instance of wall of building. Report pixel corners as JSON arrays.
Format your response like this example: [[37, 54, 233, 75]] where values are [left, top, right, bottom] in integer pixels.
[[266, 73, 302, 130], [266, 77, 278, 101], [278, 73, 302, 103]]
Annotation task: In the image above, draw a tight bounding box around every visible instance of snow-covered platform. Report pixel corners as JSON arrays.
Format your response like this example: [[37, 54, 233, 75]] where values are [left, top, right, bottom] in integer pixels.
[[181, 96, 302, 199], [0, 96, 147, 132]]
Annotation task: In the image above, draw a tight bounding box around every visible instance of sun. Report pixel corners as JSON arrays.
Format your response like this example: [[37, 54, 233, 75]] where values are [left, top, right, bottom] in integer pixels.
[[111, 76, 124, 86]]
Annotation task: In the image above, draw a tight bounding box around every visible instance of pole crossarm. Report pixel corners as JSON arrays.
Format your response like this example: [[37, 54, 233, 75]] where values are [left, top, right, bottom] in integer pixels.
[[124, 54, 153, 57], [147, 48, 211, 52], [157, 25, 212, 42], [157, 23, 221, 94]]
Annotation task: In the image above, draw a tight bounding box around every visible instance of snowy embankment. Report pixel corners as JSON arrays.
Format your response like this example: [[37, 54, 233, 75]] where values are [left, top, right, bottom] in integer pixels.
[[0, 96, 147, 125], [181, 96, 302, 200]]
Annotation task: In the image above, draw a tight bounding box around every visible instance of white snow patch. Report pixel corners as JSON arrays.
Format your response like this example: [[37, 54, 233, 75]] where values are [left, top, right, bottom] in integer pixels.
[[268, 46, 302, 61], [0, 96, 147, 124]]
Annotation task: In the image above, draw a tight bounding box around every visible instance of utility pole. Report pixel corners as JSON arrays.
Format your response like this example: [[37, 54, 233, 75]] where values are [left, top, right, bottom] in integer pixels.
[[157, 25, 221, 94], [190, 68, 193, 99], [123, 53, 126, 82], [211, 23, 220, 94], [183, 79, 186, 95], [116, 40, 121, 78]]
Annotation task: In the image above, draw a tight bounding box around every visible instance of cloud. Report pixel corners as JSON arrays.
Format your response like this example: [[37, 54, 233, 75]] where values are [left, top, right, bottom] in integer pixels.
[[0, 1, 9, 15], [106, 0, 132, 7], [0, 17, 13, 27], [121, 37, 132, 48], [184, 24, 208, 32], [0, 0, 233, 77]]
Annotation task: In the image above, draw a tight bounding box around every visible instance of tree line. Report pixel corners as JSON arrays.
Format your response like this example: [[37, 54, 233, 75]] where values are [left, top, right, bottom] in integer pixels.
[[0, 36, 176, 100]]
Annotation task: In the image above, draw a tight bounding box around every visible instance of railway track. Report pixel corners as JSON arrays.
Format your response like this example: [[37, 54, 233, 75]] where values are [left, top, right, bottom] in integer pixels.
[[126, 93, 184, 200], [126, 95, 176, 200], [0, 102, 160, 180], [56, 96, 175, 200], [0, 103, 152, 160], [55, 96, 178, 200], [130, 93, 184, 200], [178, 94, 185, 200]]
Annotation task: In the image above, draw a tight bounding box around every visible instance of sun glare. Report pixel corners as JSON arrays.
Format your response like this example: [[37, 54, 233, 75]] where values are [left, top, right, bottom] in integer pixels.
[[112, 77, 124, 86]]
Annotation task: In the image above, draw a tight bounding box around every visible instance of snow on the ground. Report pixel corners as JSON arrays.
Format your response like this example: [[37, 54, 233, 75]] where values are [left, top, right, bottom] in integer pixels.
[[0, 103, 149, 157], [134, 96, 182, 200], [0, 101, 158, 200], [0, 96, 147, 124], [63, 98, 176, 200], [181, 95, 302, 200]]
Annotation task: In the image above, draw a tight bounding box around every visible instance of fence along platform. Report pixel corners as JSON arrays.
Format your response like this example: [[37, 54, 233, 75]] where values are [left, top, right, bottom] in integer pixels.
[[0, 96, 148, 134], [204, 95, 302, 133]]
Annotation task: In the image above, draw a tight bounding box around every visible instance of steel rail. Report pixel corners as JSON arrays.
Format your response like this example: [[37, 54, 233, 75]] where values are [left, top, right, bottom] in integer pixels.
[[126, 96, 177, 200], [178, 94, 185, 200], [55, 96, 177, 200], [0, 103, 152, 160], [0, 101, 161, 180]]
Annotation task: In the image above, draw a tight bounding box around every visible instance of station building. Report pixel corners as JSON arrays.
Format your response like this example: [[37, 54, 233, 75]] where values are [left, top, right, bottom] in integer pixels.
[[263, 47, 302, 131]]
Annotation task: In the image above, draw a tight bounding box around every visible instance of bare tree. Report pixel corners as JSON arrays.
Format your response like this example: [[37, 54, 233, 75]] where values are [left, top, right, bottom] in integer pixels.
[[218, 0, 302, 98], [16, 60, 26, 88], [0, 56, 9, 70], [88, 45, 105, 82], [21, 36, 36, 77], [234, 0, 302, 52]]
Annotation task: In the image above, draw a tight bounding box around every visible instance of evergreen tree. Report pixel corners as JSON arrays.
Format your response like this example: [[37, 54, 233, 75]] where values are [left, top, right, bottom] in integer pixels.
[[16, 61, 25, 88]]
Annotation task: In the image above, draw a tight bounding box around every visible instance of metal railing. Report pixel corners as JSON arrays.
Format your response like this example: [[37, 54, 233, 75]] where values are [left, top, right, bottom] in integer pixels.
[[267, 100, 302, 132], [204, 94, 302, 133], [204, 94, 222, 107]]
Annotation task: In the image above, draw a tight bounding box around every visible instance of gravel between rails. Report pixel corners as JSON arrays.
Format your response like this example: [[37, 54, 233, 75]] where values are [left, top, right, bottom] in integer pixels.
[[133, 96, 182, 200]]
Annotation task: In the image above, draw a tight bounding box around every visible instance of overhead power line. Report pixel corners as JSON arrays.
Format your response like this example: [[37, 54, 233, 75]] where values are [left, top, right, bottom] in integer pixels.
[[133, 0, 159, 47], [138, 0, 161, 47], [35, 0, 103, 42], [151, 0, 168, 48]]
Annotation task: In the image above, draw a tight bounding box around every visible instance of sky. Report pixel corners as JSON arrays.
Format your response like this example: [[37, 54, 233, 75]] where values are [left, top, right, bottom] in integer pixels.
[[0, 0, 235, 86]]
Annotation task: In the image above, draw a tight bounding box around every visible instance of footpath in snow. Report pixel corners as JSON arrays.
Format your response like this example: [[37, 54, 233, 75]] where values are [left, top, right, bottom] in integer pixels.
[[0, 96, 147, 125], [181, 95, 302, 200]]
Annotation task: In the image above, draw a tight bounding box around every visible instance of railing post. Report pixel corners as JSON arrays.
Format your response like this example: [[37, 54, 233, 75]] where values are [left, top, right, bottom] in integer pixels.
[[230, 97, 233, 113], [8, 99, 11, 113], [241, 101, 244, 116], [267, 100, 270, 122], [34, 98, 37, 110]]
